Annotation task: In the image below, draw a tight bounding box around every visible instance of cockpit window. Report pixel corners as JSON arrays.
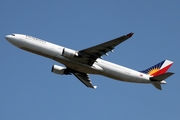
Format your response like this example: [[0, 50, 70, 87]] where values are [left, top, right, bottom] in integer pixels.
[[11, 34, 15, 36]]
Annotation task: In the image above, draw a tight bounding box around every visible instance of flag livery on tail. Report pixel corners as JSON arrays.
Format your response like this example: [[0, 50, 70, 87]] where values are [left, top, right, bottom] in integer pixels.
[[140, 60, 173, 76]]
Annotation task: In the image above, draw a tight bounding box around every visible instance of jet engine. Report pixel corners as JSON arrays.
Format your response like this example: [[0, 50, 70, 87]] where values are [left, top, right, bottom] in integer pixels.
[[62, 48, 79, 58], [51, 65, 71, 75]]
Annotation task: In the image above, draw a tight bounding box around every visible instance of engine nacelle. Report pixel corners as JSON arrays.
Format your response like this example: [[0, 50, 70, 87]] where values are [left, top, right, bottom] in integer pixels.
[[51, 65, 71, 75], [62, 48, 79, 58]]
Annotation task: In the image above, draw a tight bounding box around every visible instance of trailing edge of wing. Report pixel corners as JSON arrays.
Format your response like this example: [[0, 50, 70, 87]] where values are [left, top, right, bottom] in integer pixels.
[[73, 72, 97, 89]]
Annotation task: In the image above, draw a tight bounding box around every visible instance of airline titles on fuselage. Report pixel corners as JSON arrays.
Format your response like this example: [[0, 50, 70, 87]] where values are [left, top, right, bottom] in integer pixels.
[[26, 35, 46, 44]]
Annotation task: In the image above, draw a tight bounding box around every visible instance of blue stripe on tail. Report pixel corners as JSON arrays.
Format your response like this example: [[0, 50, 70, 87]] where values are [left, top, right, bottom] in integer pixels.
[[140, 60, 165, 75]]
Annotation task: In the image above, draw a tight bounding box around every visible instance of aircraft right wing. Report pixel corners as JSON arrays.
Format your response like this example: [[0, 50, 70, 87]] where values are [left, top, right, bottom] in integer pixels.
[[78, 32, 134, 65]]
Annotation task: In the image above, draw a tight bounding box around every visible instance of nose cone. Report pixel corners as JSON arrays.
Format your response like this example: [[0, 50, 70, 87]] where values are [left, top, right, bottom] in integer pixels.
[[5, 34, 16, 42], [5, 34, 16, 43], [5, 34, 17, 43], [5, 35, 11, 41], [5, 34, 20, 47]]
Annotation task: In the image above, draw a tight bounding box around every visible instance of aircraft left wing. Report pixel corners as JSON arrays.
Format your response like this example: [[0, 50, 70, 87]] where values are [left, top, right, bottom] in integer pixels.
[[78, 32, 134, 65], [73, 72, 97, 89]]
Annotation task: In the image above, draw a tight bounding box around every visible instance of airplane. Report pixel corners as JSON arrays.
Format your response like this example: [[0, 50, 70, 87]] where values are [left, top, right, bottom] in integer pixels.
[[5, 32, 174, 90]]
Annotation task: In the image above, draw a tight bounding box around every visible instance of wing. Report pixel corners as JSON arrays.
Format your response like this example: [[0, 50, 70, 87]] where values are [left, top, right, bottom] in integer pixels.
[[73, 72, 97, 89], [78, 32, 134, 65]]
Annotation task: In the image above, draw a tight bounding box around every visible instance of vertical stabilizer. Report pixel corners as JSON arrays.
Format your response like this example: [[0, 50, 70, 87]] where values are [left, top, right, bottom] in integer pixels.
[[140, 60, 173, 76]]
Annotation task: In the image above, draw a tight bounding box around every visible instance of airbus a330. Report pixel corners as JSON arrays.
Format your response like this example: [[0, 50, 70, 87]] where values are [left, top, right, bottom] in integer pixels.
[[5, 32, 174, 90]]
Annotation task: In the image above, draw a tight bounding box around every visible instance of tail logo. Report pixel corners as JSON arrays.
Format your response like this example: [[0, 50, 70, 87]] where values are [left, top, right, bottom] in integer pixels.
[[148, 68, 160, 75], [140, 60, 173, 76]]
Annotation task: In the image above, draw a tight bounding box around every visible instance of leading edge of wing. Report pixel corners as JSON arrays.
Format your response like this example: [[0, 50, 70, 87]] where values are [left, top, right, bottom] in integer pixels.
[[73, 72, 97, 89], [78, 32, 134, 65]]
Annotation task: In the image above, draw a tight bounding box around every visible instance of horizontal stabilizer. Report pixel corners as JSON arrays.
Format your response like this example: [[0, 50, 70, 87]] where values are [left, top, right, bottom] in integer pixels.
[[150, 72, 174, 81]]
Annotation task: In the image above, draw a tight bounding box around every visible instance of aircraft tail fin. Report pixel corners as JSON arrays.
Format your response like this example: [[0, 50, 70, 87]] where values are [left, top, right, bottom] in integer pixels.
[[140, 60, 173, 76], [150, 72, 174, 90]]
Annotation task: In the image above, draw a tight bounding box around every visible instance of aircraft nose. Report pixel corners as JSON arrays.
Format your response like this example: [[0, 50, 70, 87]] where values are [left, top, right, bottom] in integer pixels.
[[5, 35, 11, 40], [5, 35, 14, 42], [5, 35, 10, 40]]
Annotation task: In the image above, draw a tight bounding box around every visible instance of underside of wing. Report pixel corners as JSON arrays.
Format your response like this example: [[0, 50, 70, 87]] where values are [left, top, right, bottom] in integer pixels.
[[78, 32, 133, 65], [73, 72, 97, 89]]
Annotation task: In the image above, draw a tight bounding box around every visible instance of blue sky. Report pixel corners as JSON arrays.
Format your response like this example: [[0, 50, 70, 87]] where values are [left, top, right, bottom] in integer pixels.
[[1, 0, 180, 120]]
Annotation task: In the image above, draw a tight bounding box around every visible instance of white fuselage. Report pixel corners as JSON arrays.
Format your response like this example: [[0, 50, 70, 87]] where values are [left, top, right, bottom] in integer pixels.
[[6, 34, 152, 84]]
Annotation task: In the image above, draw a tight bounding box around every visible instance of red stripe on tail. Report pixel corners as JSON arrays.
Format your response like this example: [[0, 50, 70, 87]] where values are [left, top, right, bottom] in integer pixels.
[[151, 63, 173, 76]]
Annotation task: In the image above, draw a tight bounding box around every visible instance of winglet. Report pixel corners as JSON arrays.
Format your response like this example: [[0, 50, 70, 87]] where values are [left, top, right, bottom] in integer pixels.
[[93, 86, 97, 89], [126, 32, 134, 37]]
